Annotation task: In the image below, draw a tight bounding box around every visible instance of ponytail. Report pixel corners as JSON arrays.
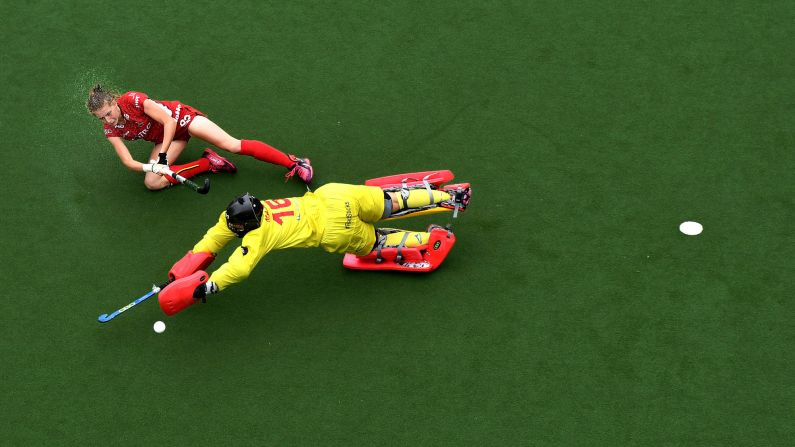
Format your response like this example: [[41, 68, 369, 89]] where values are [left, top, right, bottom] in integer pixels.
[[86, 84, 119, 112]]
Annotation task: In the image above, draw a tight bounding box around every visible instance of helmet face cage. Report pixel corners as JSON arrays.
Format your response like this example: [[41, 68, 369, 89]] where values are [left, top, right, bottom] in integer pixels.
[[225, 193, 263, 237]]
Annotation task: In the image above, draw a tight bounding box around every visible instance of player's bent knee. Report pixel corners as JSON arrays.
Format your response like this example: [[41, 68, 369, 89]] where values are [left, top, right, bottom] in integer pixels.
[[144, 175, 169, 191], [144, 182, 165, 191]]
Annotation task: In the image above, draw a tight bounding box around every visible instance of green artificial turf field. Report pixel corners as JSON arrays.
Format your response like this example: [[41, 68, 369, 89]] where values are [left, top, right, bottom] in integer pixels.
[[2, 1, 793, 445]]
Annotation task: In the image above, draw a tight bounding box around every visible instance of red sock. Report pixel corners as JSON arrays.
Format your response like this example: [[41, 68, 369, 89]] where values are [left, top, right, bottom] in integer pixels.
[[239, 139, 293, 168], [164, 158, 212, 185]]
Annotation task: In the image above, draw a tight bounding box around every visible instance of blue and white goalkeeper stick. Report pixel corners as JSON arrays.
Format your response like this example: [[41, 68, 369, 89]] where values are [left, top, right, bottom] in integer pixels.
[[97, 281, 171, 323]]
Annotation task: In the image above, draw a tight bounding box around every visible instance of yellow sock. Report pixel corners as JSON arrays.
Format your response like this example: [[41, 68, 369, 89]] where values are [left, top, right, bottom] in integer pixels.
[[401, 190, 450, 209], [383, 231, 430, 248]]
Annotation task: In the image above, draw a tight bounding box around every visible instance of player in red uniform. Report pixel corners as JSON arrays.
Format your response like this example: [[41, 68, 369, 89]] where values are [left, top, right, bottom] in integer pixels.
[[86, 85, 313, 190]]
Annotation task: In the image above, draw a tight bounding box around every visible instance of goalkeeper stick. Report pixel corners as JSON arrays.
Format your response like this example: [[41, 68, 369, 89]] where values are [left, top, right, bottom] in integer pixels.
[[97, 280, 172, 323]]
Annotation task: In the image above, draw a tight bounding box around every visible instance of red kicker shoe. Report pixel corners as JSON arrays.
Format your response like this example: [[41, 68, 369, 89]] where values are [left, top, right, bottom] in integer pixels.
[[202, 148, 237, 173], [285, 155, 313, 184]]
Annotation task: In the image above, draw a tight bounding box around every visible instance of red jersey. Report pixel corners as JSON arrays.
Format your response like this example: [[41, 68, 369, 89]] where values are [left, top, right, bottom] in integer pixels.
[[103, 91, 204, 143]]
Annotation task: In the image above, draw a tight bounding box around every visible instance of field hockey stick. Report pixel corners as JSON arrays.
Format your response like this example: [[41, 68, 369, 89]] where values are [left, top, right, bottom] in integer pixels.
[[97, 280, 172, 323], [166, 168, 210, 194]]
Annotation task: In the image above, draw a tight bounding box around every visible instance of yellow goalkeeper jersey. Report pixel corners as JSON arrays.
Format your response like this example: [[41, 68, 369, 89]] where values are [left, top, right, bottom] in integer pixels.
[[192, 193, 323, 290]]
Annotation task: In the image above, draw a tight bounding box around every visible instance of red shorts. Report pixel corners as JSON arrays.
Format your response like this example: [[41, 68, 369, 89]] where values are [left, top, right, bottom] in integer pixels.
[[171, 103, 206, 142]]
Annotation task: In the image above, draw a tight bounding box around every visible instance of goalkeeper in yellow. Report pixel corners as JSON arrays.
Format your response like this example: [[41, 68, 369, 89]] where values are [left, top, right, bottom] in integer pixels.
[[158, 170, 471, 316]]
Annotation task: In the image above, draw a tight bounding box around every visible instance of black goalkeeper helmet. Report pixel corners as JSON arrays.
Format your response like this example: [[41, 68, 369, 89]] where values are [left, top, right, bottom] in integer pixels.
[[225, 193, 264, 237]]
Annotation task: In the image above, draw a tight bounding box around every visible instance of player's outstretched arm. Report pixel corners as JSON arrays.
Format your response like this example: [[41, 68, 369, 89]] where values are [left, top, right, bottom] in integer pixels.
[[205, 242, 265, 291], [157, 243, 265, 317], [193, 212, 238, 255]]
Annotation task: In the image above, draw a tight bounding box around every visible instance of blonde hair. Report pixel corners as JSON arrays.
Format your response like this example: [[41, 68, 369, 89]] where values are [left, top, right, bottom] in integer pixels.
[[86, 84, 119, 113]]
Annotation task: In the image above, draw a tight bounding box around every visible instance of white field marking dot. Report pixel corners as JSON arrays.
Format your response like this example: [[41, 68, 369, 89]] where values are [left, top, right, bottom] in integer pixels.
[[679, 221, 703, 236]]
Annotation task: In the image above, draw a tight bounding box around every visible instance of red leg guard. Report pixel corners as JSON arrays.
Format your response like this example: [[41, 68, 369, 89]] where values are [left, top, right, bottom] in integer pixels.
[[365, 170, 455, 189], [425, 227, 456, 267], [168, 251, 216, 280], [158, 271, 208, 316], [342, 227, 455, 272]]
